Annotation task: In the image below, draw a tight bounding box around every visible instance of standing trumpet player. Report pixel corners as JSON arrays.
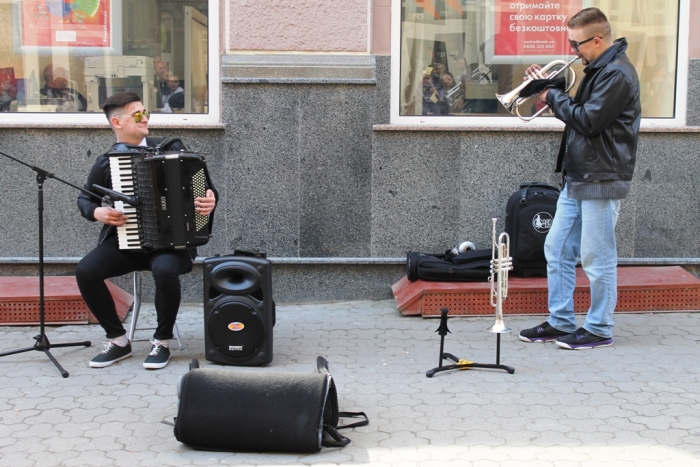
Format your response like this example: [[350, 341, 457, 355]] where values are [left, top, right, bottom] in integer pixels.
[[518, 8, 641, 349]]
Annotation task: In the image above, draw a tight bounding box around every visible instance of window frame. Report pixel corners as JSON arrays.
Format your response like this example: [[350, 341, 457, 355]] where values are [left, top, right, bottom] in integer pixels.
[[390, 0, 690, 128], [0, 0, 220, 127]]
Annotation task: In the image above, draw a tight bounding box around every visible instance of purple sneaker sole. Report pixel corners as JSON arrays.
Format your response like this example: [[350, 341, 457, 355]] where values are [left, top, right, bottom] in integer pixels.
[[556, 338, 613, 350]]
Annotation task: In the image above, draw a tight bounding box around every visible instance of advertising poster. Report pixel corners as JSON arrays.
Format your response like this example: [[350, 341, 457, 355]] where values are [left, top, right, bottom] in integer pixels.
[[490, 0, 582, 64], [21, 0, 111, 48]]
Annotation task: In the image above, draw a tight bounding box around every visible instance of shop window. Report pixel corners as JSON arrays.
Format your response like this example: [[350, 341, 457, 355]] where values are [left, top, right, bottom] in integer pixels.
[[393, 0, 687, 125], [0, 0, 218, 124]]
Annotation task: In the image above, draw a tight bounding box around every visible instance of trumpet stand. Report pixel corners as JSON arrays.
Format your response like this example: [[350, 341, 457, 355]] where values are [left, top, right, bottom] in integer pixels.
[[426, 219, 515, 378]]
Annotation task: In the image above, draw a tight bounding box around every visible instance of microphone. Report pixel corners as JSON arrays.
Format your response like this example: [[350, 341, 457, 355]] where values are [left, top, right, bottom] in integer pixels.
[[92, 184, 140, 207]]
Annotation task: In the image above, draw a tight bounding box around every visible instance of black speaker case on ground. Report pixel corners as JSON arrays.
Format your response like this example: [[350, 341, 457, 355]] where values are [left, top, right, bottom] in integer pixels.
[[174, 367, 330, 452], [203, 255, 274, 366]]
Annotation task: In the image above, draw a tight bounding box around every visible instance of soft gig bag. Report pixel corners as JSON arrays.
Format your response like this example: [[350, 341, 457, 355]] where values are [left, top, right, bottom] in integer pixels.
[[173, 357, 368, 453], [504, 183, 560, 278], [406, 249, 492, 282]]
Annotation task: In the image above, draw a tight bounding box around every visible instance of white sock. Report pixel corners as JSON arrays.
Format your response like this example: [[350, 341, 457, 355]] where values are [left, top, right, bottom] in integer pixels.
[[152, 338, 170, 348], [111, 335, 129, 347]]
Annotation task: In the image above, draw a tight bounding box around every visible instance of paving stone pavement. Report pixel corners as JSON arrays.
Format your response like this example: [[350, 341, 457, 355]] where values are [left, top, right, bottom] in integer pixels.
[[1, 300, 700, 467]]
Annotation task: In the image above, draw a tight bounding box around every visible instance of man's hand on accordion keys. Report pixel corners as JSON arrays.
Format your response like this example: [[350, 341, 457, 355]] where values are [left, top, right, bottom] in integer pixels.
[[194, 189, 216, 216], [94, 207, 129, 226]]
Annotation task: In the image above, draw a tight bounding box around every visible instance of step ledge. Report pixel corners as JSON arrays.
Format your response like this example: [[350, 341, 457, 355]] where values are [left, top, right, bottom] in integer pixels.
[[1, 257, 700, 266], [0, 256, 407, 265]]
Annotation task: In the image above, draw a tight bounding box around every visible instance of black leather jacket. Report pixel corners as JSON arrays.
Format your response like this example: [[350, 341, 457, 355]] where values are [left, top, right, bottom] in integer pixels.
[[546, 38, 641, 183], [77, 137, 217, 251]]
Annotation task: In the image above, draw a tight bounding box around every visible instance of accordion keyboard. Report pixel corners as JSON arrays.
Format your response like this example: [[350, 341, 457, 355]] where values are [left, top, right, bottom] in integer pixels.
[[109, 154, 142, 250]]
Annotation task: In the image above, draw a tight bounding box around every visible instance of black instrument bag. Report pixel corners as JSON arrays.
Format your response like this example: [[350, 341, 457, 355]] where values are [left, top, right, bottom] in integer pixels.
[[504, 183, 560, 278], [173, 357, 368, 453], [406, 249, 492, 282]]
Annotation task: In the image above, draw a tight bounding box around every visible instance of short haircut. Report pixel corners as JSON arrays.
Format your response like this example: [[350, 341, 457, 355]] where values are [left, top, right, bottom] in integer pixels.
[[102, 92, 142, 121], [568, 8, 611, 39]]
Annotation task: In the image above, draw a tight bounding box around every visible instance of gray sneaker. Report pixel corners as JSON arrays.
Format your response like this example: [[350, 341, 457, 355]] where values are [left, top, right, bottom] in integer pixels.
[[143, 341, 171, 369], [89, 341, 132, 368], [519, 321, 569, 343]]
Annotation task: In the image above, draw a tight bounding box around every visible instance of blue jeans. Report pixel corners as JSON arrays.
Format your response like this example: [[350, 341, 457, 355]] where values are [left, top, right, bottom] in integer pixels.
[[544, 186, 620, 338]]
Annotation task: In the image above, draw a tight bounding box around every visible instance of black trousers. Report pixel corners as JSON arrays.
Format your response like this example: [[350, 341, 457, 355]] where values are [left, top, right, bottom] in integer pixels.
[[75, 234, 193, 340]]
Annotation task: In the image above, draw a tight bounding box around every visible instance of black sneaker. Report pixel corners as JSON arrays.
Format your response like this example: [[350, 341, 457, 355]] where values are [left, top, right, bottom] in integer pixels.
[[556, 328, 613, 350], [143, 341, 171, 369], [519, 321, 569, 343], [89, 341, 132, 368]]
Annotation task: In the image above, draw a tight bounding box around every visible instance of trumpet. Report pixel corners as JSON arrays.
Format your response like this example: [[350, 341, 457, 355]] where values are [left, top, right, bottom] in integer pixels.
[[487, 218, 512, 334], [496, 56, 579, 121]]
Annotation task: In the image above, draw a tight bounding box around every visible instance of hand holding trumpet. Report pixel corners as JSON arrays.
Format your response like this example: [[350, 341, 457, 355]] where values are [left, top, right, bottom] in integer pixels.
[[496, 56, 579, 121], [523, 64, 551, 102]]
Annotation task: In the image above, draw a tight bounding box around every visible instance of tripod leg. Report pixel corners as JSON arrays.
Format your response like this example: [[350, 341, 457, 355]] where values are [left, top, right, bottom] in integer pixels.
[[33, 334, 86, 377], [43, 349, 69, 378], [50, 341, 92, 349], [0, 346, 36, 357]]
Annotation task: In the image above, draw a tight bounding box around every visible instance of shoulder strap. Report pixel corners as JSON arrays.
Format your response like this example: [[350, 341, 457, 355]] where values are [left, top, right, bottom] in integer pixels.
[[321, 426, 351, 448], [320, 412, 369, 447], [146, 136, 188, 153], [336, 411, 369, 430]]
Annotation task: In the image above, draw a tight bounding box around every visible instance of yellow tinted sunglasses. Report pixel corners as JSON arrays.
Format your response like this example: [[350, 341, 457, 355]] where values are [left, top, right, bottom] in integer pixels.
[[124, 109, 150, 123]]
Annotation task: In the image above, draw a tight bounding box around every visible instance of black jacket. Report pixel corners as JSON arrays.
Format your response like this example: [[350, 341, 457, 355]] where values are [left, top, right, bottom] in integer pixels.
[[77, 137, 218, 252], [546, 38, 641, 183]]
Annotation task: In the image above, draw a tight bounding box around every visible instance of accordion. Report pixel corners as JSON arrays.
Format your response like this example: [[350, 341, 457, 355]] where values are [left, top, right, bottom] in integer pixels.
[[107, 147, 213, 251]]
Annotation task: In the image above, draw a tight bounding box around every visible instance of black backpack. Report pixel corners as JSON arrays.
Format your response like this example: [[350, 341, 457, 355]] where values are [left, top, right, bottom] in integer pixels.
[[406, 249, 492, 282], [504, 183, 560, 278]]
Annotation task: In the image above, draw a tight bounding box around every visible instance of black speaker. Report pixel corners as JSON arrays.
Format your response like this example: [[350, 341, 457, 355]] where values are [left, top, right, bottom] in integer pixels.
[[174, 366, 331, 452], [203, 254, 274, 365]]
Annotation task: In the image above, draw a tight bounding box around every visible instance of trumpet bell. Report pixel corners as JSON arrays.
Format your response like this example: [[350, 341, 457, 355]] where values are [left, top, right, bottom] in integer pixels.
[[487, 319, 512, 334]]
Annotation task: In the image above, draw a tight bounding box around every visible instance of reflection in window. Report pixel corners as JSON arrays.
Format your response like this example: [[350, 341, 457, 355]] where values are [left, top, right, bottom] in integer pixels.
[[399, 0, 679, 119], [0, 0, 209, 115]]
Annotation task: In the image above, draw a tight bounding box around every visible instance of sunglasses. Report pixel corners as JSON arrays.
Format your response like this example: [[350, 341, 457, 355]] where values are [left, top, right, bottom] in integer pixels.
[[124, 109, 150, 123], [569, 36, 599, 52]]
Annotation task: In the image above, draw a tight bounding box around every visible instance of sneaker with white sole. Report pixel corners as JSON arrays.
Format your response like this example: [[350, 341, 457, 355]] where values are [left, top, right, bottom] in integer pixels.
[[556, 327, 613, 350], [143, 341, 171, 369], [89, 341, 132, 368], [519, 321, 569, 343]]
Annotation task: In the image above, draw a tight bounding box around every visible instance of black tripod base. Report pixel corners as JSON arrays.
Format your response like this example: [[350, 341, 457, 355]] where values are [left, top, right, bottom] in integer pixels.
[[426, 309, 515, 378], [0, 334, 91, 378], [426, 352, 515, 378]]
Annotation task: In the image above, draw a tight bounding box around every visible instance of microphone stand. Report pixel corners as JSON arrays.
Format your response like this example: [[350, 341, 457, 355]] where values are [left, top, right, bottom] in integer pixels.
[[0, 149, 108, 378]]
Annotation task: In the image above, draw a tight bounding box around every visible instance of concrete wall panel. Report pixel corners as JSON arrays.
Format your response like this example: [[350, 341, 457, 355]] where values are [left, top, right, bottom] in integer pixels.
[[298, 85, 373, 257], [228, 0, 368, 52]]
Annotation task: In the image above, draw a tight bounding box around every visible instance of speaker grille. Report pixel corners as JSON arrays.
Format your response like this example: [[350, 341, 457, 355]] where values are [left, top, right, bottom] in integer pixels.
[[208, 287, 222, 300], [250, 287, 264, 302], [208, 301, 265, 359]]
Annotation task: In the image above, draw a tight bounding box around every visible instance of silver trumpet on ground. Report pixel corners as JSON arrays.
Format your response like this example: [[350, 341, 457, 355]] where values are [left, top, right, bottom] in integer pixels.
[[496, 56, 579, 121], [487, 218, 512, 333]]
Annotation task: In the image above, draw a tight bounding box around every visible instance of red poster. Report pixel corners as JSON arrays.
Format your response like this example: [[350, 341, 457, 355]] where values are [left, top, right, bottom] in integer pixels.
[[21, 0, 111, 48], [494, 0, 581, 59]]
